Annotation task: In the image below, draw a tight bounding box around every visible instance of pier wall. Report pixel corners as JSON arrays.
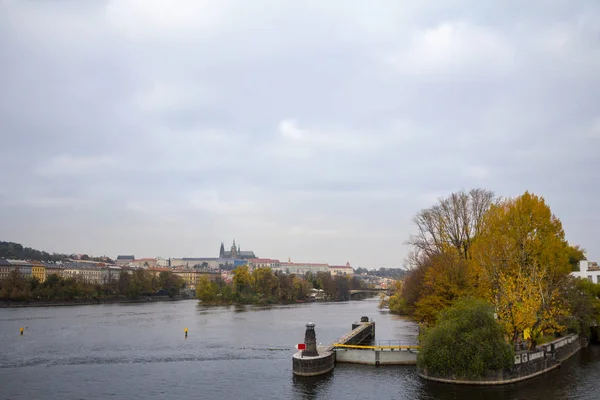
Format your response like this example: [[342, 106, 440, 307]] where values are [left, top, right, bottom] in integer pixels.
[[292, 352, 335, 377], [418, 334, 586, 385], [335, 347, 417, 365]]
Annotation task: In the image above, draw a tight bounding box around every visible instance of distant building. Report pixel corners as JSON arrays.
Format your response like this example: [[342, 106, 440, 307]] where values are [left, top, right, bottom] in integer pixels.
[[101, 265, 121, 283], [172, 267, 220, 289], [329, 262, 354, 276], [248, 258, 281, 270], [0, 258, 11, 280], [279, 261, 329, 275], [156, 257, 170, 267], [571, 260, 600, 284], [30, 261, 46, 282], [131, 258, 157, 268], [219, 239, 256, 260], [116, 255, 135, 266], [44, 264, 64, 278], [63, 264, 102, 284], [6, 260, 32, 277], [147, 267, 171, 278], [170, 257, 223, 269]]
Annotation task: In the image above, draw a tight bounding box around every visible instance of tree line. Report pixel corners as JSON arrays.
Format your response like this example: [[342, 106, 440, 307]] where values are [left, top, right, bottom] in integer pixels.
[[0, 241, 114, 264], [387, 189, 597, 349], [0, 270, 185, 302], [196, 266, 364, 304]]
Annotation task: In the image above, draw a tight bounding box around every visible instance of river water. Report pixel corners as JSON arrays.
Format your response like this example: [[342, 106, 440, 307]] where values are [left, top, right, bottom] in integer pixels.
[[0, 298, 598, 399]]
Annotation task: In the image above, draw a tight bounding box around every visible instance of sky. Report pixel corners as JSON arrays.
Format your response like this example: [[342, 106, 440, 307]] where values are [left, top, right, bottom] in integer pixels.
[[0, 0, 599, 267]]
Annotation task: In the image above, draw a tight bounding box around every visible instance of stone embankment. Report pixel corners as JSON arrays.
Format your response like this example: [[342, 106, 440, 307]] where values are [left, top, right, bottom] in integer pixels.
[[419, 333, 587, 385]]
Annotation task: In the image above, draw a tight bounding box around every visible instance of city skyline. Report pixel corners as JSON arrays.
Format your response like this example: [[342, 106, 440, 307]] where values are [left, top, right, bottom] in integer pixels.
[[0, 1, 599, 267]]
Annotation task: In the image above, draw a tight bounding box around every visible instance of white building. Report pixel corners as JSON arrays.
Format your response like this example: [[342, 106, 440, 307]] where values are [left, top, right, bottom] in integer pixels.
[[248, 258, 281, 271], [101, 266, 122, 283], [6, 260, 33, 277], [279, 262, 330, 275], [63, 265, 103, 284], [329, 262, 355, 276], [130, 258, 157, 268], [570, 260, 600, 284], [169, 258, 223, 269]]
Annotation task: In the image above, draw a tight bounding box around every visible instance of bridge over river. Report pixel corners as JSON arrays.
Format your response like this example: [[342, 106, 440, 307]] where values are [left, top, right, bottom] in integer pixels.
[[349, 288, 393, 298]]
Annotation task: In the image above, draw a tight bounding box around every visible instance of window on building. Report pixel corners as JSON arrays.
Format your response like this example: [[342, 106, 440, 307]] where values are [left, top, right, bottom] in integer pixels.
[[588, 275, 593, 282], [597, 276, 600, 284]]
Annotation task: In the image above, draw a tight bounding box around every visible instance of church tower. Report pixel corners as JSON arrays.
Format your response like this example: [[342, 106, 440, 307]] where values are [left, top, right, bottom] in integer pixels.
[[219, 242, 225, 258], [231, 239, 238, 259]]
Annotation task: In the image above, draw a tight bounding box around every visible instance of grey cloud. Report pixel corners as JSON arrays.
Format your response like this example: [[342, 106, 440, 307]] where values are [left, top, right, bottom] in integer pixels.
[[1, 0, 599, 266]]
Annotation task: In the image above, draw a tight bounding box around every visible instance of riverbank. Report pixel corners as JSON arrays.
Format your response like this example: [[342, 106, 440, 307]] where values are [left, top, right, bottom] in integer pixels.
[[0, 294, 190, 308], [197, 297, 361, 307]]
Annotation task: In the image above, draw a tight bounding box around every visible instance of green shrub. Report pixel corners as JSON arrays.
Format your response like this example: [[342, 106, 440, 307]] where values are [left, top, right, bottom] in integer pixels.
[[417, 297, 514, 379]]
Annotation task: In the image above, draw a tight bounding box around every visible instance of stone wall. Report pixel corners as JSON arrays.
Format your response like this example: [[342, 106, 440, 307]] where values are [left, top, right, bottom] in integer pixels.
[[292, 352, 335, 377], [418, 334, 585, 385]]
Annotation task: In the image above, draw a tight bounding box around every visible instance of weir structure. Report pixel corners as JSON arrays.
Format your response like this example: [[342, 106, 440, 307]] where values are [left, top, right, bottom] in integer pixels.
[[332, 316, 418, 366], [292, 316, 419, 376], [292, 322, 336, 377]]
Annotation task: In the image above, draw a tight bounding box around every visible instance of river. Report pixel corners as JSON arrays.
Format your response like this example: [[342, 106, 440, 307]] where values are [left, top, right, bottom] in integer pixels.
[[0, 298, 598, 399]]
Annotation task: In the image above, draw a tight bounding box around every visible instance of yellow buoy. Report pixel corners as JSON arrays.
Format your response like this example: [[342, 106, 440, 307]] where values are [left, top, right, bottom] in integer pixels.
[[20, 327, 24, 335], [184, 328, 188, 338]]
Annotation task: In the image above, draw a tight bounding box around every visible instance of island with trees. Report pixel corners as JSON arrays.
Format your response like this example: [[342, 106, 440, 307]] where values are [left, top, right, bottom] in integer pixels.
[[382, 189, 599, 383], [195, 265, 365, 305]]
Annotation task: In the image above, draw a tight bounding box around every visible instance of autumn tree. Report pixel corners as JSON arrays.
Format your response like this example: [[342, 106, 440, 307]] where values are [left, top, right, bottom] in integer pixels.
[[232, 266, 252, 299], [399, 189, 496, 320], [473, 192, 573, 347], [407, 188, 496, 262], [251, 267, 278, 299], [414, 252, 476, 323], [562, 276, 600, 337], [196, 276, 219, 303], [566, 245, 587, 271], [0, 270, 31, 301], [292, 275, 309, 299], [159, 271, 185, 297]]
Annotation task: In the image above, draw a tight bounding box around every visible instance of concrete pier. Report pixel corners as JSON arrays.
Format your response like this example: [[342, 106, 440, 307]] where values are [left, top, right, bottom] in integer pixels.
[[334, 344, 418, 365]]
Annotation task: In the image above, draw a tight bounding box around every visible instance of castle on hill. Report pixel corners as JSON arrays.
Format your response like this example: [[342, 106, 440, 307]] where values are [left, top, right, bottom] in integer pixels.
[[219, 239, 256, 260]]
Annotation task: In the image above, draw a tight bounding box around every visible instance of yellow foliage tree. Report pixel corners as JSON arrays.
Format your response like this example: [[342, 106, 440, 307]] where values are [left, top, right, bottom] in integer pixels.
[[402, 189, 496, 321], [473, 191, 571, 347], [233, 265, 252, 297], [414, 251, 477, 323], [251, 267, 278, 298]]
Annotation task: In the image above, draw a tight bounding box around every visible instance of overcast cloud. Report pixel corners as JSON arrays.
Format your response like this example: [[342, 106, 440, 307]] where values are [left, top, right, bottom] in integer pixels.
[[1, 0, 599, 267]]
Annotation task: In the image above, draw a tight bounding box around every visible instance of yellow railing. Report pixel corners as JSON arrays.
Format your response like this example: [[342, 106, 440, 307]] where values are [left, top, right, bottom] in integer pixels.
[[332, 343, 419, 350]]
